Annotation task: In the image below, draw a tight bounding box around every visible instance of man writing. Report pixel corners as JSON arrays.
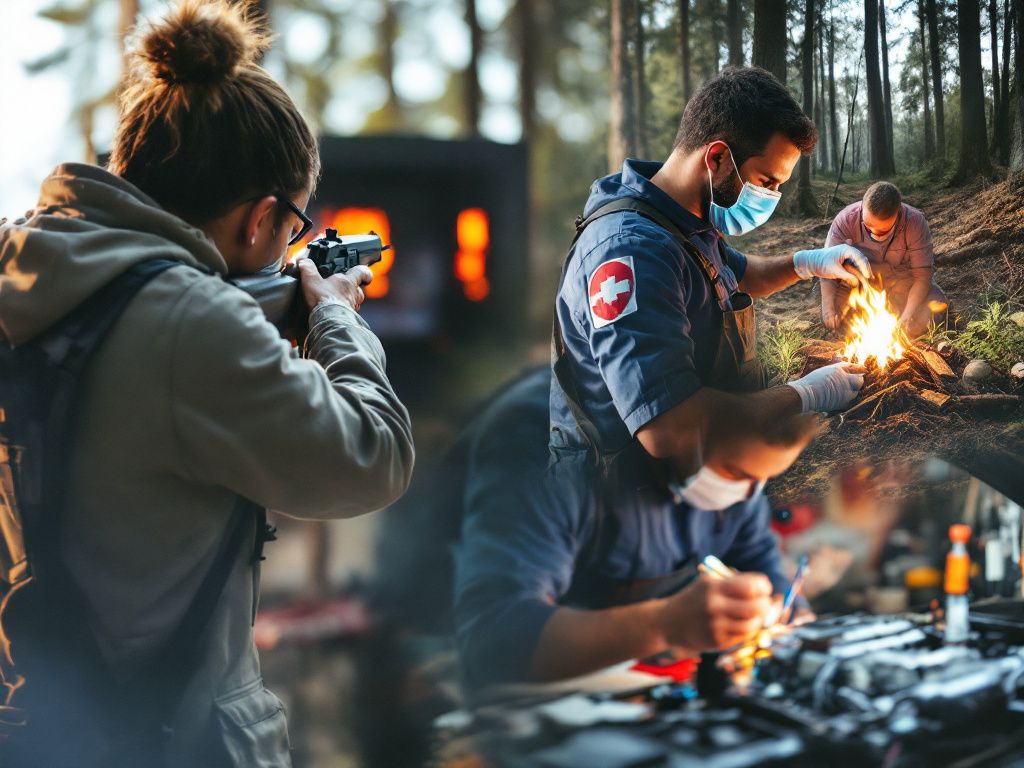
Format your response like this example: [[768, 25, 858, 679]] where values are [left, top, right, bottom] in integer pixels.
[[455, 67, 866, 688], [821, 181, 946, 337]]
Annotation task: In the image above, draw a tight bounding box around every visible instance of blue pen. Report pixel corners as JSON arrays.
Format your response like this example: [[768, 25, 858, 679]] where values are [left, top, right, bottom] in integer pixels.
[[781, 555, 809, 623]]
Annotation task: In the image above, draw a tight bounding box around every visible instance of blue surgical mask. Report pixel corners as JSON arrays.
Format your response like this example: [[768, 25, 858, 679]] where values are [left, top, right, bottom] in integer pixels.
[[707, 146, 781, 236]]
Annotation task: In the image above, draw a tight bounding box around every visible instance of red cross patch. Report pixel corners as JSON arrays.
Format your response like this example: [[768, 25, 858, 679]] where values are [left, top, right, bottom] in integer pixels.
[[588, 256, 637, 328]]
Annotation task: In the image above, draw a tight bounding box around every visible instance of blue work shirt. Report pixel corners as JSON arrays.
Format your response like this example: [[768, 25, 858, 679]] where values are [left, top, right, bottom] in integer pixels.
[[452, 164, 791, 685], [550, 158, 748, 453]]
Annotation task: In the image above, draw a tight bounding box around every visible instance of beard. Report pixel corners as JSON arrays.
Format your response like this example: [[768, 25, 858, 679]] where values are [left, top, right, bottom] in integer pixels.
[[709, 167, 742, 209]]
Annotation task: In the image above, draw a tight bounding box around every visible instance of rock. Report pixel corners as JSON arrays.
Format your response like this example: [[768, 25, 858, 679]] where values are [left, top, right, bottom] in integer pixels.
[[1009, 311, 1024, 327], [1012, 362, 1024, 379], [963, 359, 993, 381]]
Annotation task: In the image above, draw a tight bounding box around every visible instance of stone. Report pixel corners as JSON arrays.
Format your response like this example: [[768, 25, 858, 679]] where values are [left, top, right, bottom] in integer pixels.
[[963, 359, 993, 381], [1009, 311, 1024, 327], [1012, 362, 1024, 379]]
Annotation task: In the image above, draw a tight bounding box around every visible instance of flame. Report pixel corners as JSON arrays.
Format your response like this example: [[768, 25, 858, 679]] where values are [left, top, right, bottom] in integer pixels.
[[842, 283, 905, 369]]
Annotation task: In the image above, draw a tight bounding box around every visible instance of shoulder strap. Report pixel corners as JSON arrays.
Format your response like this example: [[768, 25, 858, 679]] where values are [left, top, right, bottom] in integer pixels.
[[550, 197, 731, 455], [18, 257, 265, 739], [572, 197, 733, 310]]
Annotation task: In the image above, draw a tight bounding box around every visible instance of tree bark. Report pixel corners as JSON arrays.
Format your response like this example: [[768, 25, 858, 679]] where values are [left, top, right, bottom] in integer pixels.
[[1011, 0, 1024, 173], [878, 0, 896, 170], [798, 0, 818, 213], [919, 0, 935, 161], [865, 0, 895, 175], [828, 21, 840, 172], [516, 0, 537, 140], [464, 0, 482, 135], [956, 0, 994, 179], [609, 0, 636, 172], [753, 0, 788, 85], [633, 0, 649, 157], [678, 0, 693, 103], [926, 0, 946, 156], [727, 0, 744, 66]]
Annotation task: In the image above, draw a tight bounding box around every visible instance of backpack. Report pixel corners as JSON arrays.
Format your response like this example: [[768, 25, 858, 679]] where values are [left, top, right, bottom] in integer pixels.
[[0, 258, 268, 766]]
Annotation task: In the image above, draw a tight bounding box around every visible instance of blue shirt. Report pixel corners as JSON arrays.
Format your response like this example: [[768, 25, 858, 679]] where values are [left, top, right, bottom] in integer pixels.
[[550, 159, 747, 453], [454, 382, 788, 689]]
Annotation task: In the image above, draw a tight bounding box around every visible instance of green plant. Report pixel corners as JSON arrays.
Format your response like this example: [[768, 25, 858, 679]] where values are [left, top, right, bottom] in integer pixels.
[[761, 322, 805, 386], [950, 300, 1024, 367]]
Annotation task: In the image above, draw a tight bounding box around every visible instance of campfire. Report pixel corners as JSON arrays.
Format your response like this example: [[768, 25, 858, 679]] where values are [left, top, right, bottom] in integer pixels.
[[797, 281, 1020, 427]]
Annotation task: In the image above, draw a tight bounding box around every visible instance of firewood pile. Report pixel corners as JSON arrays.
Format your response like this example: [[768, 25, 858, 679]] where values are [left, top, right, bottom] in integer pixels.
[[797, 340, 1022, 426]]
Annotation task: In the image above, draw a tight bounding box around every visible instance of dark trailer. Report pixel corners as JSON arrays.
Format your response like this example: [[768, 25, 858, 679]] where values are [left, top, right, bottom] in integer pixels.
[[305, 136, 529, 408]]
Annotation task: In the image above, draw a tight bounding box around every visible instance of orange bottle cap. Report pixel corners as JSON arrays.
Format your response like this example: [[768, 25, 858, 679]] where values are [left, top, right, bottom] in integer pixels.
[[949, 524, 972, 543]]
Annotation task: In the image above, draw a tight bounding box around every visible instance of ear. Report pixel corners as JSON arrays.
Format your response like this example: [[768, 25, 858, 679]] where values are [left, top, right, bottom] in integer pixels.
[[241, 196, 278, 247], [704, 140, 730, 172]]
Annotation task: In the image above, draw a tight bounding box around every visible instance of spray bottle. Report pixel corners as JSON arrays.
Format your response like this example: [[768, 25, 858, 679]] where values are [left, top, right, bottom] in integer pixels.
[[944, 524, 971, 644]]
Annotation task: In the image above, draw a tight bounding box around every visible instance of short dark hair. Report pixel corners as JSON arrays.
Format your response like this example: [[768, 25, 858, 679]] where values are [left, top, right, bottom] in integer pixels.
[[863, 182, 902, 218], [672, 67, 818, 164]]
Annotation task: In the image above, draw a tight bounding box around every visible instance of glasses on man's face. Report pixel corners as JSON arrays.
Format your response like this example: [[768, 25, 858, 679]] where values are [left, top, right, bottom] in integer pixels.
[[276, 193, 314, 246], [240, 193, 314, 247]]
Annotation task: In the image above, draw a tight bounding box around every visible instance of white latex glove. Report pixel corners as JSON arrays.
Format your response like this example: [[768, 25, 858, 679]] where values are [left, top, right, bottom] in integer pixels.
[[786, 362, 866, 413], [793, 244, 871, 287]]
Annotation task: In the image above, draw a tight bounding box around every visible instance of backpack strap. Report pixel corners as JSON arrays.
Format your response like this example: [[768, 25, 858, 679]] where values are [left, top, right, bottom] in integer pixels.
[[12, 258, 267, 749]]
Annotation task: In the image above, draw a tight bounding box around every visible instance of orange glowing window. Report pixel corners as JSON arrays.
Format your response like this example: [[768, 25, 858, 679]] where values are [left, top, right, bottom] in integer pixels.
[[455, 208, 490, 302], [328, 208, 394, 298]]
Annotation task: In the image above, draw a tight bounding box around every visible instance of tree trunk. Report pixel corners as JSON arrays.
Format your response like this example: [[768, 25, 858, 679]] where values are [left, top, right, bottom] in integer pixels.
[[865, 0, 895, 175], [957, 0, 994, 179], [828, 21, 840, 172], [1011, 0, 1024, 173], [633, 0, 649, 157], [926, 0, 946, 156], [516, 0, 537, 140], [990, 0, 1001, 137], [919, 0, 935, 161], [710, 0, 724, 74], [464, 0, 482, 135], [994, 0, 1013, 163], [609, 0, 636, 172], [878, 0, 896, 170], [817, 14, 828, 174], [381, 1, 401, 119], [118, 0, 139, 75], [727, 0, 744, 66], [678, 0, 693, 103], [798, 0, 818, 214], [753, 0, 788, 85]]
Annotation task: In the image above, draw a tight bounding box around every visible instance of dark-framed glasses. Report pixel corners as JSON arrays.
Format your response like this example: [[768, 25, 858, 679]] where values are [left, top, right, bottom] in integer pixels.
[[276, 193, 314, 246]]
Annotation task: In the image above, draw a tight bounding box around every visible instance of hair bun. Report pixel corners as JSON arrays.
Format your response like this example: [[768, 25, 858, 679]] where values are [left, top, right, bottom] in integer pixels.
[[139, 0, 270, 85]]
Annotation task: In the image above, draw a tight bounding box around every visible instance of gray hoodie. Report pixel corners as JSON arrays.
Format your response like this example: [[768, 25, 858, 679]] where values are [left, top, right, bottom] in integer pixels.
[[0, 163, 415, 765]]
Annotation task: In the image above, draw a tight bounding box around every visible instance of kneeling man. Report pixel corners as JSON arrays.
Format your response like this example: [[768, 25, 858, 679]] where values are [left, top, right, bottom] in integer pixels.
[[821, 181, 946, 337]]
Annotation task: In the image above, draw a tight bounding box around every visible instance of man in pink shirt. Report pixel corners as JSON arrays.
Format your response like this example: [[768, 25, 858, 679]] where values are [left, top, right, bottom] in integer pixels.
[[821, 182, 946, 337]]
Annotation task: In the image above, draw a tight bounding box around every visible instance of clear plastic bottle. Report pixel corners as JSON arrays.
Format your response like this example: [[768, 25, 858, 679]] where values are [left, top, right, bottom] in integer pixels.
[[944, 524, 971, 644]]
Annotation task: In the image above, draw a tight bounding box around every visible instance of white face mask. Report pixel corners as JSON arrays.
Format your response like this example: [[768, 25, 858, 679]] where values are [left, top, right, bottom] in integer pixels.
[[670, 466, 762, 511]]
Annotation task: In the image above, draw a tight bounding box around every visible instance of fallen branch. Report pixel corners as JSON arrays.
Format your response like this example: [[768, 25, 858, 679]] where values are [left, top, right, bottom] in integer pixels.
[[958, 394, 1021, 409]]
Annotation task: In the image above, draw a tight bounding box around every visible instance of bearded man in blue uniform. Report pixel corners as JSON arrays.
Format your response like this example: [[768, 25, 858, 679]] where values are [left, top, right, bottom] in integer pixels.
[[455, 67, 869, 688]]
